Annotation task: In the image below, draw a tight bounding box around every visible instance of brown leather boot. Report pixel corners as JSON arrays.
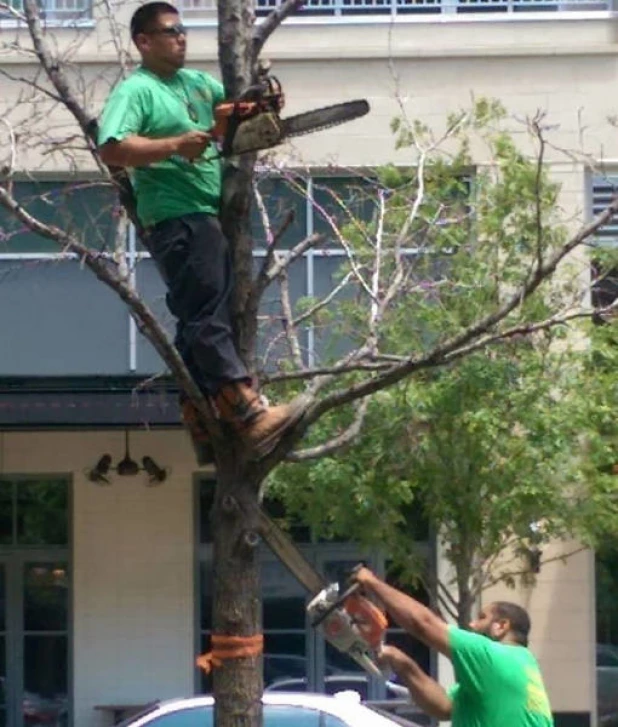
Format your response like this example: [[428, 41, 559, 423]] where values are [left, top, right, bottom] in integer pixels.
[[215, 382, 309, 458], [180, 398, 214, 465]]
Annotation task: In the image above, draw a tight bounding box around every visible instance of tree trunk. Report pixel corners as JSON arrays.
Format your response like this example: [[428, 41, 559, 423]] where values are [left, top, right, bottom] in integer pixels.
[[218, 0, 260, 371], [213, 5, 270, 725], [212, 453, 264, 727], [455, 550, 475, 628]]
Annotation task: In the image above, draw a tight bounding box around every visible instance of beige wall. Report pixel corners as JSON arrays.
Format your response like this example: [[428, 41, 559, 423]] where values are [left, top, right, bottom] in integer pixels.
[[0, 429, 201, 727], [0, 429, 598, 718], [3, 15, 618, 174], [486, 545, 597, 716]]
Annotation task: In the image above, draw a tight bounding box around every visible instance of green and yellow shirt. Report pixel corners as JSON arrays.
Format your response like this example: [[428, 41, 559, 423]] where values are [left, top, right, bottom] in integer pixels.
[[448, 625, 553, 727], [98, 66, 225, 226]]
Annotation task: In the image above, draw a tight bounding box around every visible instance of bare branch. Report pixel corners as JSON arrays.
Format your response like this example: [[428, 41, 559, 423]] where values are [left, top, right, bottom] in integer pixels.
[[0, 68, 63, 104], [0, 1, 25, 21], [262, 359, 393, 384], [0, 118, 17, 177], [23, 0, 101, 164], [299, 194, 618, 427], [531, 111, 547, 269], [263, 232, 322, 285], [0, 185, 209, 417], [481, 546, 589, 591], [278, 263, 304, 370], [252, 0, 305, 58], [287, 398, 370, 462]]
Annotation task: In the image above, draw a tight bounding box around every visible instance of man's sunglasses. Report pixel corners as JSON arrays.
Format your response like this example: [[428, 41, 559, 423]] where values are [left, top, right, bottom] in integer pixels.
[[147, 23, 188, 38]]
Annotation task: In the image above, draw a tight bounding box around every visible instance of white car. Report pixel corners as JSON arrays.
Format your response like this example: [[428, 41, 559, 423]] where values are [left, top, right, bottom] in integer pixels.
[[119, 692, 422, 727], [265, 674, 410, 700]]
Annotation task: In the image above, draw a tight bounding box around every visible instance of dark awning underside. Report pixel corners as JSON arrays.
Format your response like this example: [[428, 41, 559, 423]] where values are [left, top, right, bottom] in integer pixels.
[[0, 377, 181, 429]]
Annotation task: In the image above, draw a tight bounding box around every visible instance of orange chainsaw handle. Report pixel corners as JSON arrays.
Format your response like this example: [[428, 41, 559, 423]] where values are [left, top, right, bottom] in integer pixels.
[[212, 102, 260, 140], [343, 592, 388, 651]]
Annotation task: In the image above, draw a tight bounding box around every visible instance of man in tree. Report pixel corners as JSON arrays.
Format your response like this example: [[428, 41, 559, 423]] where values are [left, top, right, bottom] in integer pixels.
[[97, 2, 305, 458], [354, 567, 553, 726]]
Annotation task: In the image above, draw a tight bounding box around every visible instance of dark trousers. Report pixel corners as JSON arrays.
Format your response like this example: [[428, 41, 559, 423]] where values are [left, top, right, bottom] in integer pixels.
[[145, 212, 249, 395]]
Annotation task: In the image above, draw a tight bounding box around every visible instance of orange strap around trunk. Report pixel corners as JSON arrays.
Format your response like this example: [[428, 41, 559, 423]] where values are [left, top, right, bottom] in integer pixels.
[[196, 634, 264, 674]]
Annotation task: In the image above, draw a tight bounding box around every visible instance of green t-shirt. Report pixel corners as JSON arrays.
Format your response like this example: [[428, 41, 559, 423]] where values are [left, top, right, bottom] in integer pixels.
[[447, 625, 553, 727], [98, 66, 225, 226]]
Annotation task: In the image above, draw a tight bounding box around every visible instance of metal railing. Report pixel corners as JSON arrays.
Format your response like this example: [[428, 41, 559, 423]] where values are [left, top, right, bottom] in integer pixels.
[[177, 0, 611, 18], [1, 0, 92, 21]]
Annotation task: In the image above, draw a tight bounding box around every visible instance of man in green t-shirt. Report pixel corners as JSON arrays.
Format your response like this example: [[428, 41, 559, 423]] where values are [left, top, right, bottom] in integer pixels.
[[98, 2, 305, 458], [353, 567, 553, 727]]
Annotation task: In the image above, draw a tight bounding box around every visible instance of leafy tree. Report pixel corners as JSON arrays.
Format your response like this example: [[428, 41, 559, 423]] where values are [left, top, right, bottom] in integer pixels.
[[0, 5, 617, 723]]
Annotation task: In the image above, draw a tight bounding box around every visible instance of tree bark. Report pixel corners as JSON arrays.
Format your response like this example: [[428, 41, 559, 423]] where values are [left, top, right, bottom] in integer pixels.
[[212, 454, 263, 727], [214, 3, 265, 726], [218, 0, 260, 371]]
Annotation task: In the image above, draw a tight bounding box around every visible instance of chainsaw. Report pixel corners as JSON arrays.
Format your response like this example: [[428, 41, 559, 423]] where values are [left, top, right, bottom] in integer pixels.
[[307, 571, 388, 678], [257, 509, 387, 677], [211, 73, 370, 156]]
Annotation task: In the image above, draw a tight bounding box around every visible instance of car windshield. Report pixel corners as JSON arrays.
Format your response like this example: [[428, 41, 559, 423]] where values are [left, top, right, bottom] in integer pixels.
[[115, 703, 161, 727]]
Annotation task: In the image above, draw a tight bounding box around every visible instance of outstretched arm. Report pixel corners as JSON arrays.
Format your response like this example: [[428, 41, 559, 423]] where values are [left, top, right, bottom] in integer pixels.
[[354, 567, 451, 655], [379, 646, 452, 720]]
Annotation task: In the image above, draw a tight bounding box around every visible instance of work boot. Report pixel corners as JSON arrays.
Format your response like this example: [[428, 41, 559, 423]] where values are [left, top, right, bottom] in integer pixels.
[[180, 397, 214, 466], [215, 382, 309, 458]]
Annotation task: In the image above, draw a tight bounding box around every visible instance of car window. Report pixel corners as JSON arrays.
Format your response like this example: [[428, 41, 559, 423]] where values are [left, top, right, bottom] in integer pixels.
[[264, 705, 320, 726], [147, 706, 213, 727]]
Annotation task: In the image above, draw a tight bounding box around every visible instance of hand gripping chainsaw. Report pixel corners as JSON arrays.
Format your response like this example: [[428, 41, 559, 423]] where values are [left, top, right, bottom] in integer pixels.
[[257, 509, 388, 677], [211, 72, 370, 157]]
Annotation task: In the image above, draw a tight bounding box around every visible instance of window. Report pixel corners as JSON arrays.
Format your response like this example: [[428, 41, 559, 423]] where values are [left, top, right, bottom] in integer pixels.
[[0, 478, 69, 546], [0, 181, 117, 254], [590, 177, 618, 318], [1, 0, 92, 20], [0, 477, 71, 727], [176, 0, 609, 20]]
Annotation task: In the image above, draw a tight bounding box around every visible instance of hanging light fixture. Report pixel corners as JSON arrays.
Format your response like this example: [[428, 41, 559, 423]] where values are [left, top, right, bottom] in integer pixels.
[[86, 431, 168, 486]]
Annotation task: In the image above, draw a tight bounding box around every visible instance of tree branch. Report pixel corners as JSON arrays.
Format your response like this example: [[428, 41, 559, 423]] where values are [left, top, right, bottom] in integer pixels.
[[22, 0, 141, 231], [252, 0, 306, 58], [298, 194, 618, 429], [278, 264, 304, 370], [287, 398, 369, 461], [0, 186, 211, 420], [263, 232, 322, 285]]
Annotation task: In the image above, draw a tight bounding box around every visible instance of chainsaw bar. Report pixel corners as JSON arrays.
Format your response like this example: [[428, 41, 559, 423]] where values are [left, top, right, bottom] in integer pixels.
[[281, 99, 370, 140], [257, 507, 326, 594], [225, 99, 370, 156], [256, 507, 385, 678]]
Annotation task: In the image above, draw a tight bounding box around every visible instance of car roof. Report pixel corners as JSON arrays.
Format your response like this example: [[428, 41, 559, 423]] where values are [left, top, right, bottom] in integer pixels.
[[126, 693, 412, 726]]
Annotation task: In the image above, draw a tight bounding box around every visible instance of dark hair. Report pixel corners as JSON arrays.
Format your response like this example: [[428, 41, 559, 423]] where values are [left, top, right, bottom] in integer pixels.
[[130, 2, 178, 39], [493, 601, 531, 647]]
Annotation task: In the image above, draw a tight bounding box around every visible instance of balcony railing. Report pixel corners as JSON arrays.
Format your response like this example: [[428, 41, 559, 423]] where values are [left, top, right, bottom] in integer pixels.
[[1, 0, 92, 21], [178, 0, 611, 19]]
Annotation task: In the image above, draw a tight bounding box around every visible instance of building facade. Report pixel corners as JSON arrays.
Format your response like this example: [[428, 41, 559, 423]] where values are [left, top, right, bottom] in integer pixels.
[[0, 1, 615, 725]]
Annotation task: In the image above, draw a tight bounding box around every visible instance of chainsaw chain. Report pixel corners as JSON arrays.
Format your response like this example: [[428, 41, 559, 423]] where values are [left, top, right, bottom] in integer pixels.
[[282, 100, 370, 140]]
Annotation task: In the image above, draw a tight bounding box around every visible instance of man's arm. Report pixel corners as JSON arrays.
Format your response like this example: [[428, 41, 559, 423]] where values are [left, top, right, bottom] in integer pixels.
[[354, 567, 451, 655], [378, 646, 452, 721], [99, 131, 212, 168]]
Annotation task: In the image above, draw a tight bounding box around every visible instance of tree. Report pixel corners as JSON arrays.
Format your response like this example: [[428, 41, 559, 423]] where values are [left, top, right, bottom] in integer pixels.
[[270, 337, 616, 628], [0, 4, 617, 725]]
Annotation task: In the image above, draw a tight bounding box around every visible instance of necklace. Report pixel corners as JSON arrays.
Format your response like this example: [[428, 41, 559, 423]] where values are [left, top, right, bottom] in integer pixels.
[[176, 76, 199, 123], [143, 68, 199, 123]]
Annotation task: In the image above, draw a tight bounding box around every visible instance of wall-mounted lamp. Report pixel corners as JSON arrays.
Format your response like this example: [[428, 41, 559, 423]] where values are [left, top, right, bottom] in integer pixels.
[[87, 431, 168, 486]]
